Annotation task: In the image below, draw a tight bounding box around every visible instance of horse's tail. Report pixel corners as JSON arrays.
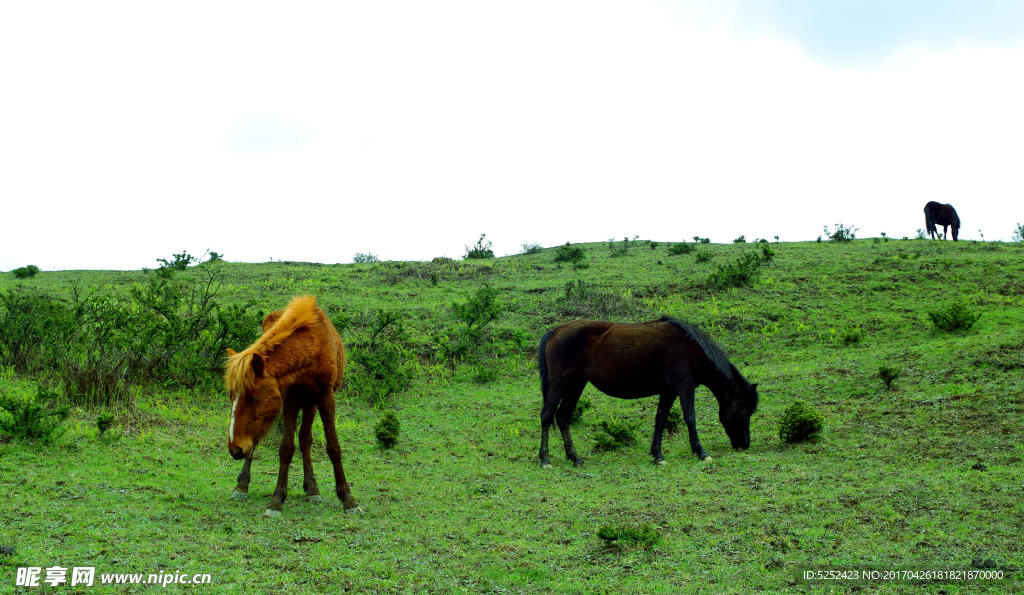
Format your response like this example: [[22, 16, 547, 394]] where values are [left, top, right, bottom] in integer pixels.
[[951, 206, 961, 240], [924, 204, 936, 234], [537, 329, 555, 399]]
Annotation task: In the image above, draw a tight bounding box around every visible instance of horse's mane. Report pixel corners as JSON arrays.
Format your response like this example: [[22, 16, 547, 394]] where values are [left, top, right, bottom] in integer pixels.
[[660, 316, 746, 384], [224, 295, 321, 396]]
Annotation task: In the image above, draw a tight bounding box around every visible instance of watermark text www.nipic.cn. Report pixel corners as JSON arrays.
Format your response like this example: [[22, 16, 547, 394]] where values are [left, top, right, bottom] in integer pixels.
[[15, 567, 213, 587]]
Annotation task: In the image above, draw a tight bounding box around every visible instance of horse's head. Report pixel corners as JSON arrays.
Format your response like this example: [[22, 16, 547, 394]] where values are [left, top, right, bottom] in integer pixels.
[[226, 350, 283, 460], [718, 382, 759, 450]]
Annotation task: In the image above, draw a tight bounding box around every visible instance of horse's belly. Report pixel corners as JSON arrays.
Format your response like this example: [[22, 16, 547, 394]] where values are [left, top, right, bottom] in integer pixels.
[[588, 377, 664, 400]]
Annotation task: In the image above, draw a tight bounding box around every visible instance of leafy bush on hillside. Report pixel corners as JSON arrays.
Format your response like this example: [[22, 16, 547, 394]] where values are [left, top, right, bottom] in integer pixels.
[[823, 223, 858, 243], [571, 397, 592, 425], [157, 251, 197, 271], [0, 383, 68, 443], [667, 242, 693, 256], [12, 265, 41, 279], [521, 243, 543, 255], [878, 365, 901, 390], [374, 411, 401, 449], [779, 399, 823, 444], [553, 242, 589, 270], [594, 417, 637, 450], [928, 302, 981, 331], [706, 252, 765, 291], [733, 235, 747, 243], [556, 280, 648, 320], [1012, 223, 1024, 243], [693, 236, 711, 243], [347, 310, 415, 406], [607, 236, 638, 258], [353, 252, 379, 264], [695, 250, 713, 263], [464, 234, 494, 259], [597, 524, 660, 549]]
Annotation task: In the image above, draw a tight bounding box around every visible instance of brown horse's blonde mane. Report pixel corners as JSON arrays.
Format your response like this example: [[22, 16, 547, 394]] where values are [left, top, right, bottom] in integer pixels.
[[224, 295, 321, 396]]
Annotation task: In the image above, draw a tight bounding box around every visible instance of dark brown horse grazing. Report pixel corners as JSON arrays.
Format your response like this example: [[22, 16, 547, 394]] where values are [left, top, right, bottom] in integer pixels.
[[225, 295, 359, 517], [924, 201, 960, 240], [538, 316, 759, 467]]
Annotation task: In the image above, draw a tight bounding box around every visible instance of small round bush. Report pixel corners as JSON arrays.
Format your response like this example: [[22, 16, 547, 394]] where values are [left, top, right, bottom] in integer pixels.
[[374, 411, 401, 449], [778, 399, 823, 444]]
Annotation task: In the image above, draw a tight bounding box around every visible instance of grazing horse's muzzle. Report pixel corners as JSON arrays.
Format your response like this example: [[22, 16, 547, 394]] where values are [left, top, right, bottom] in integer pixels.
[[230, 445, 246, 460]]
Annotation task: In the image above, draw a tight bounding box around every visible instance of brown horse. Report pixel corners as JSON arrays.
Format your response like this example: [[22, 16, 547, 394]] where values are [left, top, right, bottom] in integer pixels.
[[538, 316, 759, 467], [924, 201, 960, 240], [225, 295, 359, 516]]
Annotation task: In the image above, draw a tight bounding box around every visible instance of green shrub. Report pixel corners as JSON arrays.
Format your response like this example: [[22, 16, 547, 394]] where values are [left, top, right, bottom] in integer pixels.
[[778, 399, 824, 444], [823, 223, 858, 243], [840, 325, 863, 346], [928, 302, 981, 331], [695, 250, 713, 263], [0, 384, 69, 443], [878, 365, 901, 390], [472, 363, 499, 384], [693, 236, 711, 244], [915, 228, 928, 240], [464, 234, 494, 259], [733, 235, 747, 243], [0, 288, 76, 371], [374, 411, 401, 448], [453, 284, 503, 341], [571, 397, 593, 425], [597, 524, 660, 549], [556, 280, 648, 320], [649, 241, 659, 250], [553, 242, 589, 270], [348, 310, 415, 405], [353, 252, 379, 264], [12, 265, 41, 279], [521, 243, 543, 255], [759, 243, 776, 263], [1012, 223, 1024, 243], [96, 411, 116, 437], [607, 236, 638, 258], [205, 251, 224, 263], [706, 252, 763, 291], [594, 417, 636, 450], [156, 251, 197, 270], [667, 242, 694, 256]]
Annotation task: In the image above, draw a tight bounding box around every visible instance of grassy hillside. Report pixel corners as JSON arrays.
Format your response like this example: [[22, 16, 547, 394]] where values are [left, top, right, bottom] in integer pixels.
[[2, 237, 1022, 593]]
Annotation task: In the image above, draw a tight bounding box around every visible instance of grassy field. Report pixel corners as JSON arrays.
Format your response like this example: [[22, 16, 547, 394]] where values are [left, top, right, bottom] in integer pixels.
[[1, 237, 1022, 593]]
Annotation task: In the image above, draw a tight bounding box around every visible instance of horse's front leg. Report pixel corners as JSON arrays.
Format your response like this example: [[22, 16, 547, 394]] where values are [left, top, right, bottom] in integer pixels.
[[231, 449, 255, 500], [266, 402, 300, 517], [679, 388, 711, 462], [650, 394, 675, 465], [299, 405, 321, 502]]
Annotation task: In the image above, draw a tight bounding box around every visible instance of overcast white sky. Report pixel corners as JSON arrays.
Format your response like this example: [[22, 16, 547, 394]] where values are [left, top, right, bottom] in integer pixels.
[[2, 1, 1023, 271]]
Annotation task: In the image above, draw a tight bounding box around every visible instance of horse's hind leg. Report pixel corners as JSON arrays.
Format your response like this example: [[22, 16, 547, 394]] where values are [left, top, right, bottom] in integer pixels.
[[317, 395, 360, 512], [540, 377, 585, 468], [678, 386, 711, 462], [231, 451, 254, 500], [650, 393, 676, 465], [299, 405, 321, 502], [554, 381, 587, 467]]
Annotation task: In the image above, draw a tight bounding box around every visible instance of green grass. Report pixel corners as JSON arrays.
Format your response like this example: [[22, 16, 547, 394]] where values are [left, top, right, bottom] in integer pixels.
[[2, 238, 1023, 593]]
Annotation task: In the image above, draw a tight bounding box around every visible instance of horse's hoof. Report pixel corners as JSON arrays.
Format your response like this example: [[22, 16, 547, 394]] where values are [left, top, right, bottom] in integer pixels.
[[344, 506, 364, 514], [572, 460, 584, 468], [656, 459, 668, 466], [541, 464, 553, 469], [307, 495, 323, 503], [263, 509, 282, 518], [230, 491, 248, 501], [700, 456, 714, 464]]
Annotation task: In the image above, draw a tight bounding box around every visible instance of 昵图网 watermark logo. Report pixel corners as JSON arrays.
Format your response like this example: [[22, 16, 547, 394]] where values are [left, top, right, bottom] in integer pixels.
[[15, 566, 212, 587]]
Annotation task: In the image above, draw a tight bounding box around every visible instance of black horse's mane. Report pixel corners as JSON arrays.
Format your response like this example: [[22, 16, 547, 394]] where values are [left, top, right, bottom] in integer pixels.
[[660, 316, 746, 385]]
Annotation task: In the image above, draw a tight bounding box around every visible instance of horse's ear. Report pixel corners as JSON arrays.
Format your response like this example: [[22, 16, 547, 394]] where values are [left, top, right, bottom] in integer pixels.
[[226, 348, 237, 356], [251, 353, 265, 378], [749, 383, 758, 393]]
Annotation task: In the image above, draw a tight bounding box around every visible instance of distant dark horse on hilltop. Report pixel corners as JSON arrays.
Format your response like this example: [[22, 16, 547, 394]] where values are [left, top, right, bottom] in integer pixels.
[[537, 317, 759, 467], [924, 201, 960, 241]]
